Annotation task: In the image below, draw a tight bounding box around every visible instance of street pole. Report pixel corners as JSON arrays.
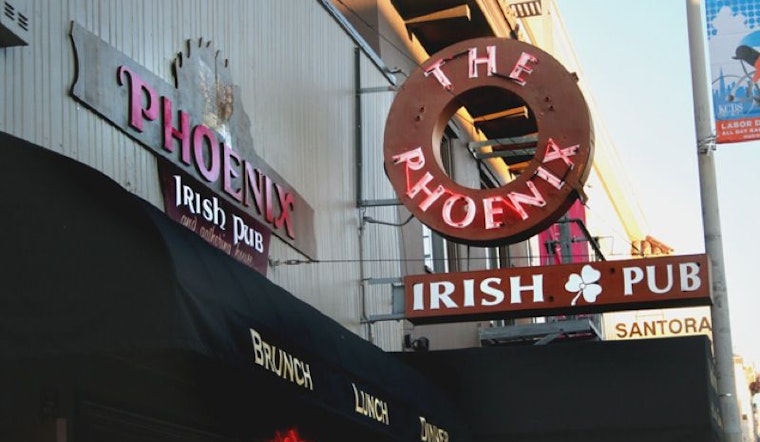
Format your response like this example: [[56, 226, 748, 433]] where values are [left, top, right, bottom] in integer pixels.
[[685, 1, 742, 440]]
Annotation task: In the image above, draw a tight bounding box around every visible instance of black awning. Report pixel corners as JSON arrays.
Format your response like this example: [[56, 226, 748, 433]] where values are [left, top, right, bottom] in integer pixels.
[[397, 336, 721, 442], [0, 131, 470, 442]]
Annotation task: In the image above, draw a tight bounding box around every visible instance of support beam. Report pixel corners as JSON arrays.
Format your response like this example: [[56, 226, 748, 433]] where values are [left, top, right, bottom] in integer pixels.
[[472, 106, 529, 123], [405, 5, 471, 26], [468, 134, 538, 150]]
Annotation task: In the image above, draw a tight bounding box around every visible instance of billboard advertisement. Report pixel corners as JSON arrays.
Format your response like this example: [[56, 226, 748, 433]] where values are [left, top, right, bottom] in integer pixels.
[[706, 0, 760, 143]]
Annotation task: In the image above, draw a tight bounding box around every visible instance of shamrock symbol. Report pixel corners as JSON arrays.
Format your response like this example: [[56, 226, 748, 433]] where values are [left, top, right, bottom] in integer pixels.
[[565, 265, 602, 306]]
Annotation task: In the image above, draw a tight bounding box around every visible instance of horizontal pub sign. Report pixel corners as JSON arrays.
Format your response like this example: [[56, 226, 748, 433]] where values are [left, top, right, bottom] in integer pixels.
[[405, 254, 711, 324]]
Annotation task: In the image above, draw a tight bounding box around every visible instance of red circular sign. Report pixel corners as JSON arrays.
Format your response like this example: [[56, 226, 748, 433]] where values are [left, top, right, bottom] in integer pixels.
[[383, 37, 594, 246]]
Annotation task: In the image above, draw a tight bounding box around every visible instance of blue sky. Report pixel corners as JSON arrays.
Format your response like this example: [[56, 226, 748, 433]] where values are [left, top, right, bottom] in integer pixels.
[[556, 0, 760, 368]]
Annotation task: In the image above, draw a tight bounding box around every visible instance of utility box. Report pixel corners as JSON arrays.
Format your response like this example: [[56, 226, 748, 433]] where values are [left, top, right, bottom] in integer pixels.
[[1, 0, 29, 47]]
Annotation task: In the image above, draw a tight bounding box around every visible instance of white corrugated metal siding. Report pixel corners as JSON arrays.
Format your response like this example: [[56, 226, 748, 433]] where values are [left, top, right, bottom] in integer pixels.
[[1, 0, 404, 348]]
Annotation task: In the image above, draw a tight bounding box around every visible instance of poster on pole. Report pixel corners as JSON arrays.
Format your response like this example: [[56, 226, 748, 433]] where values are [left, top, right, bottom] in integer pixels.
[[706, 0, 760, 143]]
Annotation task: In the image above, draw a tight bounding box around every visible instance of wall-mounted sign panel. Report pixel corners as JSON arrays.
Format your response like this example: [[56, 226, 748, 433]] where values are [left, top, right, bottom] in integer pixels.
[[405, 254, 711, 324], [158, 161, 271, 275], [69, 22, 316, 258], [603, 306, 713, 341]]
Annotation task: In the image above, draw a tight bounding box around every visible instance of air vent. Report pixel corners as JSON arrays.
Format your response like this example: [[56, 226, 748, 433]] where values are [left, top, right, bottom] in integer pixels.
[[17, 11, 27, 30], [508, 0, 543, 18], [0, 0, 29, 47]]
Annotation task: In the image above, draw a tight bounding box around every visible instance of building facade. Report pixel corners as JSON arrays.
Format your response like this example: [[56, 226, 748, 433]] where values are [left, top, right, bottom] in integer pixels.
[[1, 1, 470, 441], [1, 1, 724, 441]]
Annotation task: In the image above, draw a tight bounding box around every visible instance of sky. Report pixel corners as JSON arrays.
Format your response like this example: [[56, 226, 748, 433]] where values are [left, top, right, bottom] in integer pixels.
[[555, 0, 760, 369]]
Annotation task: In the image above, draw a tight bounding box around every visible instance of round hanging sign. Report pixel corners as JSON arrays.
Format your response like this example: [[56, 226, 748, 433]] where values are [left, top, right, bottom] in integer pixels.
[[383, 37, 594, 246]]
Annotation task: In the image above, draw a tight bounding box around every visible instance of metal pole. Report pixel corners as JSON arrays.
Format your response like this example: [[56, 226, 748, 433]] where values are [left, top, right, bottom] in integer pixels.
[[686, 1, 742, 440]]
